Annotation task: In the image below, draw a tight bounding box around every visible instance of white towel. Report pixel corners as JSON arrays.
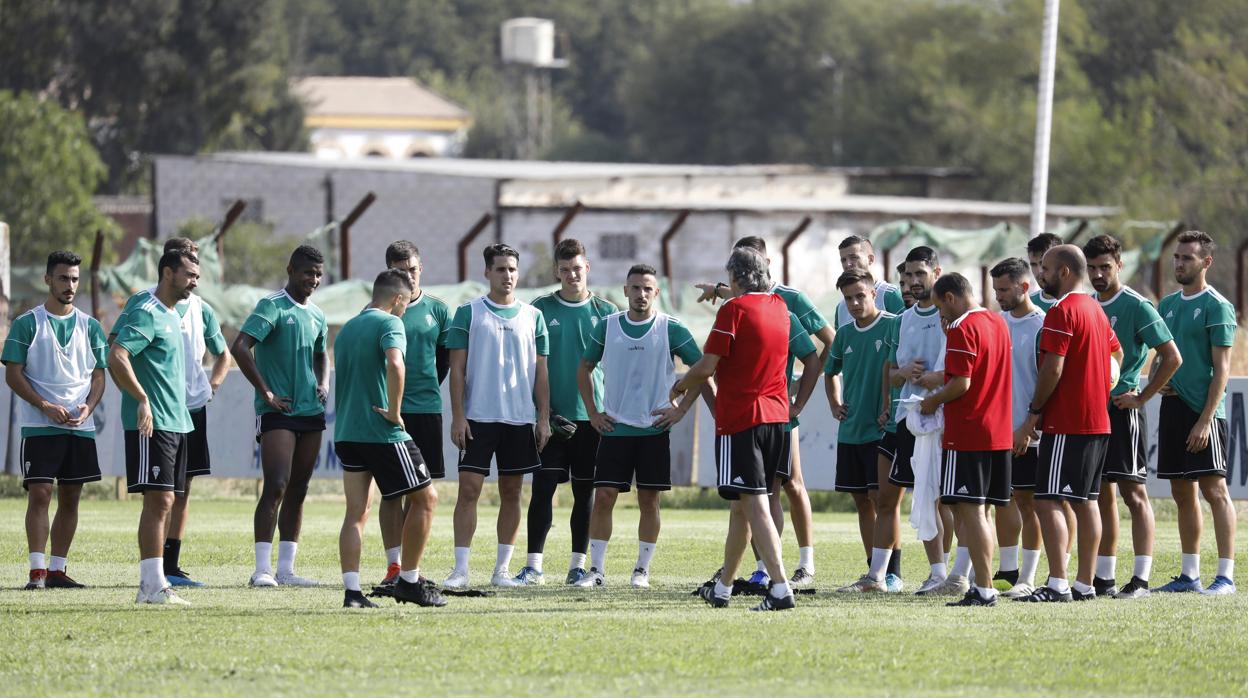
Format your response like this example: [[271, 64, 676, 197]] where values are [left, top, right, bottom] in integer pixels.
[[899, 396, 944, 542]]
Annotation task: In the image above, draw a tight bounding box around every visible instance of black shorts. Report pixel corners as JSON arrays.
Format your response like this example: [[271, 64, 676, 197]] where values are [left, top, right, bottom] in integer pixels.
[[541, 421, 599, 483], [593, 433, 671, 492], [19, 433, 101, 489], [125, 430, 188, 494], [836, 441, 880, 493], [255, 412, 326, 442], [335, 440, 432, 500], [458, 420, 541, 476], [402, 413, 445, 479], [888, 420, 918, 487], [1012, 447, 1039, 491], [1036, 433, 1109, 502], [1157, 396, 1229, 481], [1103, 403, 1148, 484], [716, 423, 786, 500], [940, 449, 1012, 506], [775, 428, 796, 483], [186, 408, 211, 477], [878, 429, 898, 463]]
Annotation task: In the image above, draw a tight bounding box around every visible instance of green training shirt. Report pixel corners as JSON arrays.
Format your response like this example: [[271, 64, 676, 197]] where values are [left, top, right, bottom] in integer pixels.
[[531, 291, 617, 421], [333, 309, 409, 443], [239, 289, 328, 417], [114, 297, 192, 433], [1159, 287, 1236, 419], [824, 311, 899, 445], [1099, 286, 1173, 397], [785, 311, 818, 432], [2, 309, 108, 439], [400, 292, 451, 414]]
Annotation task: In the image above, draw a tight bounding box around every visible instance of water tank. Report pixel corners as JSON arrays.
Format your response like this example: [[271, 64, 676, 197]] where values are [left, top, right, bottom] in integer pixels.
[[501, 18, 555, 67]]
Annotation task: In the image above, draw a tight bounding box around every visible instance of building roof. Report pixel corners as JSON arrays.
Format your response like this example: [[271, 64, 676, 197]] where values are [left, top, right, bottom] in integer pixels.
[[292, 77, 471, 131]]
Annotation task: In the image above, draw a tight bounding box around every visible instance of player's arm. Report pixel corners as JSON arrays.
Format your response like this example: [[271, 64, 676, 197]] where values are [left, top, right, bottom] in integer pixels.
[[108, 344, 153, 437], [208, 349, 231, 395], [229, 332, 290, 413], [65, 367, 107, 428], [373, 347, 404, 426], [448, 348, 470, 449], [792, 350, 821, 421], [1118, 340, 1181, 410], [5, 362, 73, 424], [814, 325, 835, 370], [435, 346, 450, 385], [313, 351, 329, 404], [578, 358, 614, 434], [693, 281, 731, 305], [1023, 352, 1065, 433], [670, 353, 719, 402], [534, 355, 552, 450], [919, 375, 969, 414], [1188, 345, 1232, 453]]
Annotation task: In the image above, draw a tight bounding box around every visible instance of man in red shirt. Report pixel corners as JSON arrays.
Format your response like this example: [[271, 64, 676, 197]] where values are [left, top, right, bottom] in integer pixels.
[[920, 273, 1013, 606], [674, 247, 801, 612], [1019, 245, 1123, 602]]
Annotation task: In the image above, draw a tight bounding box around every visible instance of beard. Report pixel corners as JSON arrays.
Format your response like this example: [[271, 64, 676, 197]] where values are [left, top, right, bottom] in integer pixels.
[[911, 286, 931, 301], [1174, 269, 1197, 286], [1041, 277, 1061, 297], [998, 297, 1018, 312]]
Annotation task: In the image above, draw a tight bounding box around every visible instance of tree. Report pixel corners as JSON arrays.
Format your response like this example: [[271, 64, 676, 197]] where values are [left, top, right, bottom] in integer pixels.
[[0, 91, 117, 267]]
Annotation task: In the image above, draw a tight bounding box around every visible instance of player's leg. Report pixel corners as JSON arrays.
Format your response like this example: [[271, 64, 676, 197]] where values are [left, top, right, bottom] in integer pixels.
[[782, 427, 817, 581], [523, 433, 565, 585], [272, 429, 322, 585], [339, 469, 376, 608], [24, 482, 52, 590], [131, 431, 188, 605], [949, 501, 995, 606], [1154, 396, 1203, 592], [376, 496, 405, 586], [845, 454, 900, 593], [939, 503, 955, 555], [46, 483, 86, 588], [493, 474, 525, 585], [581, 486, 618, 587], [1072, 498, 1102, 593], [139, 490, 176, 596], [1004, 489, 1042, 597], [252, 428, 295, 585], [993, 499, 1022, 588], [1115, 481, 1155, 596], [567, 425, 599, 582], [1095, 483, 1119, 592], [448, 472, 484, 586], [167, 407, 210, 587], [1199, 473, 1237, 594], [1169, 478, 1204, 586], [632, 489, 661, 588], [393, 484, 442, 606], [742, 492, 794, 611]]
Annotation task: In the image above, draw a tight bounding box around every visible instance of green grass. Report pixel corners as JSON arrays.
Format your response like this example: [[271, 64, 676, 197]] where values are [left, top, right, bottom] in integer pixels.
[[1, 493, 1245, 697]]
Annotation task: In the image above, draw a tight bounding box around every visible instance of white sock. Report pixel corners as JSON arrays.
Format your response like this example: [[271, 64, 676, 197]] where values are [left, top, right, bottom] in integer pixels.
[[386, 546, 401, 566], [867, 548, 891, 582], [29, 552, 45, 570], [755, 559, 768, 573], [713, 580, 733, 600], [526, 553, 544, 573], [1181, 553, 1200, 579], [570, 552, 587, 571], [49, 555, 67, 573], [998, 546, 1019, 573], [342, 571, 361, 592], [277, 540, 298, 576], [454, 546, 470, 573], [929, 562, 948, 579], [1133, 555, 1152, 582], [975, 584, 997, 599], [399, 569, 420, 583], [494, 544, 514, 573], [1046, 576, 1070, 594], [798, 546, 815, 572], [1217, 558, 1235, 580], [589, 539, 608, 572], [951, 547, 971, 578], [1096, 555, 1116, 580], [254, 542, 273, 573], [1020, 549, 1041, 586], [140, 557, 166, 592], [1072, 580, 1094, 595], [770, 581, 791, 598], [636, 541, 656, 572]]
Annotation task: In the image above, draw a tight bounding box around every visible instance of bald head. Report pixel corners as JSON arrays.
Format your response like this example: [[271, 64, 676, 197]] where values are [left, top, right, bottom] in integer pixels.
[[1038, 244, 1087, 297]]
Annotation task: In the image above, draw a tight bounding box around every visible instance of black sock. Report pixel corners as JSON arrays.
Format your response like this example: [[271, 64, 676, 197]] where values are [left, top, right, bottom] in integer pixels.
[[887, 548, 902, 577], [526, 472, 559, 555], [997, 569, 1019, 585], [164, 538, 182, 573], [569, 479, 594, 555]]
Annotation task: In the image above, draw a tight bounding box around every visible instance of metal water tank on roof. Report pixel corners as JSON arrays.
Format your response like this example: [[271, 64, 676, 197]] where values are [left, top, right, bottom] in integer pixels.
[[501, 18, 556, 66]]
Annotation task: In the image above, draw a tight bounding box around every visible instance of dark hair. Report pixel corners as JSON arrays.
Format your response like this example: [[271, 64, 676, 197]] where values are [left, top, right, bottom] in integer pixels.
[[46, 250, 83, 274], [372, 268, 413, 300], [555, 238, 586, 261], [158, 250, 199, 279], [838, 235, 872, 252], [385, 240, 421, 265], [733, 236, 767, 254], [1176, 230, 1216, 256], [896, 262, 906, 275], [1026, 232, 1062, 257], [989, 257, 1030, 283], [163, 237, 199, 254], [627, 263, 658, 279], [904, 245, 939, 268], [290, 245, 325, 268], [933, 272, 973, 299], [1082, 234, 1122, 263], [836, 269, 874, 291], [483, 243, 519, 268]]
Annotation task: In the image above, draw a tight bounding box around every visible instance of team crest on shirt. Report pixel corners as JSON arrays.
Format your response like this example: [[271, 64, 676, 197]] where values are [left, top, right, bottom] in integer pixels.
[[874, 339, 883, 352], [425, 315, 434, 326], [591, 316, 599, 327], [1194, 308, 1202, 319], [1110, 316, 1118, 328]]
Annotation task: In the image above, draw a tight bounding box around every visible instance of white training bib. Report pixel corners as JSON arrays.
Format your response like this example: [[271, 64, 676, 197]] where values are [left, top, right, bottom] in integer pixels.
[[18, 306, 96, 432], [464, 297, 539, 425], [1002, 309, 1045, 433], [600, 312, 676, 429], [894, 303, 946, 421]]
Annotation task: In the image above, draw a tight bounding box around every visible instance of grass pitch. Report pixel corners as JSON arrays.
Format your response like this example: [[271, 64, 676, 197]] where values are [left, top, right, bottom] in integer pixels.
[[1, 493, 1245, 696]]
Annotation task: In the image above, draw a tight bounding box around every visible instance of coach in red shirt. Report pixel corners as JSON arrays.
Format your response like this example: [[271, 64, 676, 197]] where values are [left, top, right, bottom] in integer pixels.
[[919, 273, 1013, 606], [1019, 244, 1123, 603], [674, 247, 797, 612]]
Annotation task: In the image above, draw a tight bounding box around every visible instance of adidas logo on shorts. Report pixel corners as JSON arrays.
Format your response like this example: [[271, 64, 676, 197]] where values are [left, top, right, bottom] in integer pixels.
[[1062, 484, 1073, 494], [733, 476, 745, 485], [957, 485, 969, 495]]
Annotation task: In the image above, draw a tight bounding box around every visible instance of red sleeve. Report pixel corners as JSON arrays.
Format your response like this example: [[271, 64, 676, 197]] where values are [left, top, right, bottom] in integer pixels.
[[945, 323, 976, 378], [1038, 303, 1073, 356], [704, 303, 738, 357]]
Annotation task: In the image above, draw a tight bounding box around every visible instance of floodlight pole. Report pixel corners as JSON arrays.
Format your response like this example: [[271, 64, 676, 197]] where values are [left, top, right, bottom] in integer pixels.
[[89, 229, 104, 320], [1028, 0, 1061, 238]]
